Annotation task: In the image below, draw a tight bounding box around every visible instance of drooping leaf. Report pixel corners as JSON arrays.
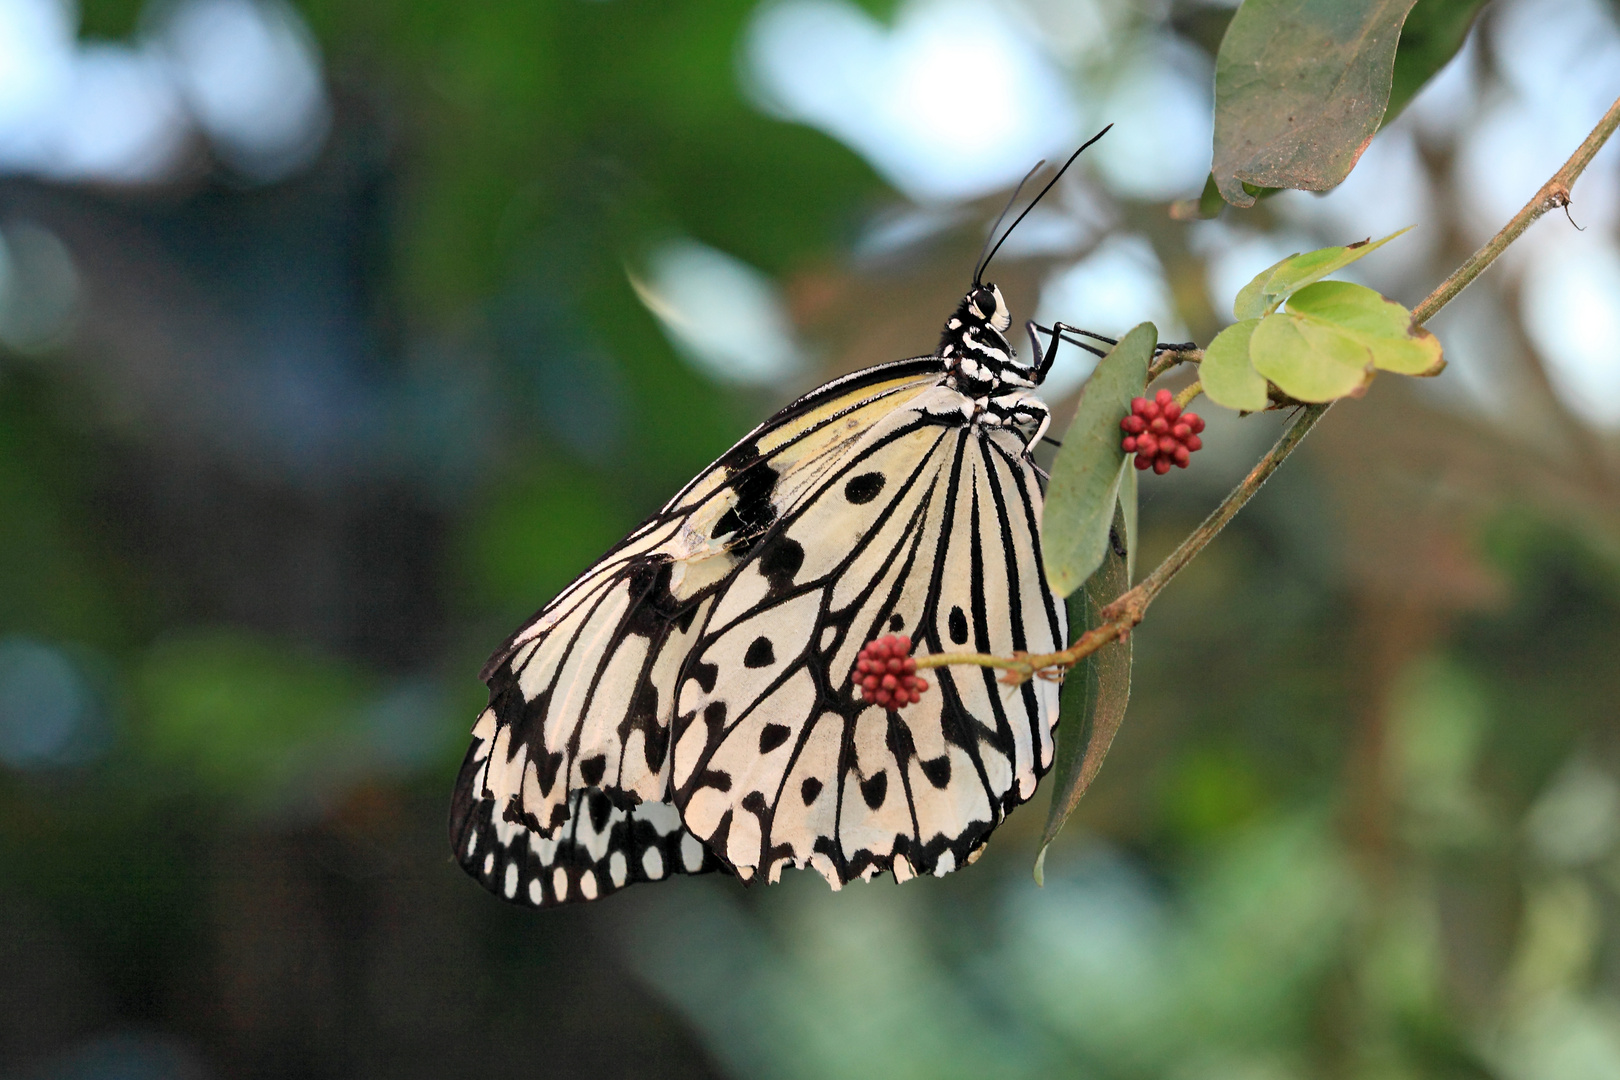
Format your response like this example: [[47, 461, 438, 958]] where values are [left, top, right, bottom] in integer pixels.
[[1233, 228, 1411, 319], [1201, 318, 1269, 411], [1043, 323, 1155, 598], [1385, 0, 1491, 123], [1212, 0, 1422, 207], [1035, 497, 1133, 882]]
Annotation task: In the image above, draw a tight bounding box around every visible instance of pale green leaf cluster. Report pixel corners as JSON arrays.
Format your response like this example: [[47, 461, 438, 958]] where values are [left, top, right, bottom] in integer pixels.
[[1203, 229, 1444, 410]]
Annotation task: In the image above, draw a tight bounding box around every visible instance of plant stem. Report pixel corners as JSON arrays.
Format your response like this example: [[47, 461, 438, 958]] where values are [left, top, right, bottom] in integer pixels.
[[1148, 348, 1202, 382], [1412, 92, 1620, 326], [916, 91, 1620, 683]]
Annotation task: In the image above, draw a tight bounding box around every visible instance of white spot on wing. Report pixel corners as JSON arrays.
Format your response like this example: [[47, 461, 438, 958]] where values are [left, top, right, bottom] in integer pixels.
[[503, 861, 518, 898], [581, 869, 599, 900], [683, 835, 709, 874], [643, 846, 665, 879], [482, 852, 494, 876], [529, 877, 542, 904], [610, 850, 628, 887]]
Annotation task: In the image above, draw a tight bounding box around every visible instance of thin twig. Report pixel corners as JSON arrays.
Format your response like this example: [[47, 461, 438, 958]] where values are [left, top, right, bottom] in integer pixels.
[[916, 92, 1620, 683], [1148, 348, 1201, 382], [1412, 93, 1620, 326]]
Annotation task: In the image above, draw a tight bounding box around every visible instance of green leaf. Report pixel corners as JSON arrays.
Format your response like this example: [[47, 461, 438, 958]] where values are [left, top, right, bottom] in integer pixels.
[[1285, 280, 1445, 374], [1247, 281, 1445, 401], [1212, 0, 1422, 207], [1042, 322, 1155, 598], [1201, 319, 1269, 411], [1120, 465, 1138, 585], [1234, 228, 1411, 319], [1386, 0, 1491, 124], [1233, 253, 1297, 320], [1035, 497, 1133, 881], [1250, 312, 1376, 402]]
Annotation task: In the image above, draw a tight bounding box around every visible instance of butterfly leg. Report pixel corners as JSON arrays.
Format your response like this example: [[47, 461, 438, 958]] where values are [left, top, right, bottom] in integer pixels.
[[1026, 320, 1102, 386]]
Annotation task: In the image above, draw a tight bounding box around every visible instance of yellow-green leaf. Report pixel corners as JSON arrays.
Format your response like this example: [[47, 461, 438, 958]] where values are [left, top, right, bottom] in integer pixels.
[[1234, 229, 1411, 319], [1250, 314, 1375, 402], [1285, 280, 1444, 374], [1201, 318, 1269, 411], [1233, 255, 1296, 320]]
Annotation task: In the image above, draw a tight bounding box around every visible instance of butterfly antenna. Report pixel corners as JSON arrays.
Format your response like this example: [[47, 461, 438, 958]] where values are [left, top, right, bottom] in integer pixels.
[[972, 160, 1046, 288], [975, 123, 1113, 284]]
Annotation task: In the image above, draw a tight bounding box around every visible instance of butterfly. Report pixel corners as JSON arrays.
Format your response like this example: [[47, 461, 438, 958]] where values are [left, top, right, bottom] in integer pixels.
[[450, 133, 1121, 909]]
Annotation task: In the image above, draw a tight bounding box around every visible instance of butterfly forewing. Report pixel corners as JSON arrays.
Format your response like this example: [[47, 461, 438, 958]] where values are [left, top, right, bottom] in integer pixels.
[[451, 359, 950, 906]]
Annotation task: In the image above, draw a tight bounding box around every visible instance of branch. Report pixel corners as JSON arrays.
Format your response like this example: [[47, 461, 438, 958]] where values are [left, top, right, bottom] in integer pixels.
[[915, 91, 1620, 684]]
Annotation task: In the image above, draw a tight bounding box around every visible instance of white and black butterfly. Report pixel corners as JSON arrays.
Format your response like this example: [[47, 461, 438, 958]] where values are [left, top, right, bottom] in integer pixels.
[[451, 136, 1123, 908]]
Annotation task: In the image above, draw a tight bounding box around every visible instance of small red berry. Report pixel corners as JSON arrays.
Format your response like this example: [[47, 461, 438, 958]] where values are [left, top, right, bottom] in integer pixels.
[[1121, 396, 1207, 477], [854, 635, 928, 710]]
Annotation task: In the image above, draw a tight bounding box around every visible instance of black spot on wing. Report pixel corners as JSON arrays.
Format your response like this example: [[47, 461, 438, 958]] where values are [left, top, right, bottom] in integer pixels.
[[920, 755, 952, 788], [587, 790, 613, 832], [621, 555, 683, 637], [889, 613, 904, 632], [948, 605, 969, 645], [579, 754, 606, 787], [844, 471, 886, 504], [537, 750, 564, 797], [758, 723, 791, 753], [713, 443, 780, 558], [860, 771, 888, 810], [758, 537, 804, 596], [800, 777, 823, 805], [689, 660, 719, 694], [743, 636, 776, 668]]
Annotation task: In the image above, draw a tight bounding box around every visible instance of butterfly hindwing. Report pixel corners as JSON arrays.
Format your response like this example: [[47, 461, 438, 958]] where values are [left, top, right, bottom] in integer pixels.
[[669, 385, 1065, 888], [452, 782, 724, 909]]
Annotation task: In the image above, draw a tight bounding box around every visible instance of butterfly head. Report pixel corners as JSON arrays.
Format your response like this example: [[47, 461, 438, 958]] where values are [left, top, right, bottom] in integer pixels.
[[940, 282, 1036, 395]]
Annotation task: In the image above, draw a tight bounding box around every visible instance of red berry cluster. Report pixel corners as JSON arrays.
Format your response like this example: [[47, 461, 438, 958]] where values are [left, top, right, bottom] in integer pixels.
[[854, 635, 929, 709], [1121, 389, 1205, 475]]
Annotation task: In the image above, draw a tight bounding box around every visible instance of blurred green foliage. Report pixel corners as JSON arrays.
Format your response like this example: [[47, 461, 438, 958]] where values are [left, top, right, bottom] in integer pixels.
[[5, 0, 1620, 1078]]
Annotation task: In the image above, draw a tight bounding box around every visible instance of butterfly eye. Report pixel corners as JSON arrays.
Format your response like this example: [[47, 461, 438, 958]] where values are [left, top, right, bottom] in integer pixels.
[[974, 289, 998, 318]]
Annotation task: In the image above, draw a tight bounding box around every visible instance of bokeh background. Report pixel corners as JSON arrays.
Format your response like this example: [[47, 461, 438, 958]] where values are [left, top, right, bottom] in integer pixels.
[[3, 0, 1620, 1076]]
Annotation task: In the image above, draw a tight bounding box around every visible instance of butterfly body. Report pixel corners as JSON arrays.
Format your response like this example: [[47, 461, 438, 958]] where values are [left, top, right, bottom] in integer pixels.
[[452, 283, 1069, 907]]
